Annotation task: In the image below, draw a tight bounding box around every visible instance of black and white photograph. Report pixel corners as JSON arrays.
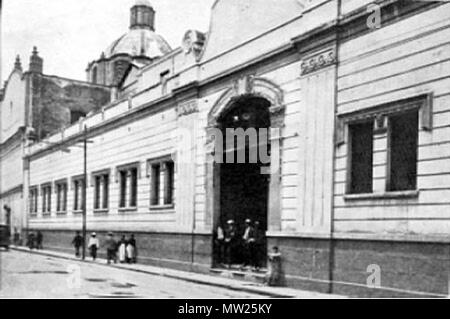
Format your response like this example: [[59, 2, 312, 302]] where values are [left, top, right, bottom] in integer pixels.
[[0, 0, 450, 302]]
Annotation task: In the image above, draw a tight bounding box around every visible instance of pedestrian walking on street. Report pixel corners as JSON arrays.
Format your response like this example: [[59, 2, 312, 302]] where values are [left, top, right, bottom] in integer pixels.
[[118, 235, 127, 263], [13, 228, 20, 246], [126, 234, 137, 264], [71, 231, 84, 258], [27, 232, 36, 250], [105, 232, 117, 264], [36, 231, 43, 250], [88, 232, 100, 261]]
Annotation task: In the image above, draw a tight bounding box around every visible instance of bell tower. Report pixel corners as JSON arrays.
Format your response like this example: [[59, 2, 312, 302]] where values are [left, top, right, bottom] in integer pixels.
[[130, 0, 155, 31]]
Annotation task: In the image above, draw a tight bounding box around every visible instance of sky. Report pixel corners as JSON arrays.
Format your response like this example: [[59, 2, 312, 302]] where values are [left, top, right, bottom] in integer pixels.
[[1, 0, 214, 81]]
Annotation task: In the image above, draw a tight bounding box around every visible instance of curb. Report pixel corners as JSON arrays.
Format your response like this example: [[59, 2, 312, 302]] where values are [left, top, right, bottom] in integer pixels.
[[10, 247, 296, 298]]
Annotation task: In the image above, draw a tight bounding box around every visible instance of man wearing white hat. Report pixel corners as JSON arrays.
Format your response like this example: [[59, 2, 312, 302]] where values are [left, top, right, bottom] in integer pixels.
[[88, 232, 100, 261]]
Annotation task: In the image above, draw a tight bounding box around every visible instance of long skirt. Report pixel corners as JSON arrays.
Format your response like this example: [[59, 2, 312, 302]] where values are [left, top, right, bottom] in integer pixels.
[[118, 243, 127, 263], [126, 244, 135, 263]]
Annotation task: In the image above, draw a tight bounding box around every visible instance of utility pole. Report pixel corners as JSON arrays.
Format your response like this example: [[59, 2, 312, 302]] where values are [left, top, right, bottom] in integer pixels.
[[82, 125, 87, 260]]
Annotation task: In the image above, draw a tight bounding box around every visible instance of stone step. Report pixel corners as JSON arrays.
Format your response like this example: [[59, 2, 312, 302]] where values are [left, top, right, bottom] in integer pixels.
[[210, 267, 268, 285]]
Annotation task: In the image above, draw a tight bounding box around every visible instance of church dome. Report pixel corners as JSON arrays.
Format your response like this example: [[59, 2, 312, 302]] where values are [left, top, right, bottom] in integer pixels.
[[104, 0, 172, 60], [105, 29, 172, 59]]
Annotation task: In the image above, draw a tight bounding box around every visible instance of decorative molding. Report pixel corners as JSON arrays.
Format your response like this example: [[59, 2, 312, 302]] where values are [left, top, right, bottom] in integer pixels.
[[177, 100, 199, 117], [301, 48, 337, 76], [208, 76, 285, 126]]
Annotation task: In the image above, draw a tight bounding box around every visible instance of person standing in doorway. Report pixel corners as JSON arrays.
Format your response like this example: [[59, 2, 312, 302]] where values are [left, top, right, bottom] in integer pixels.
[[215, 224, 225, 266], [88, 232, 100, 261], [105, 232, 117, 264], [71, 231, 84, 258], [242, 219, 256, 270], [224, 220, 237, 269], [253, 221, 264, 271]]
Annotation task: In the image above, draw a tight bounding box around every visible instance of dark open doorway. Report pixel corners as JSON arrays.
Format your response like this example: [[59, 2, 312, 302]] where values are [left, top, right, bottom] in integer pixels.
[[213, 97, 270, 269]]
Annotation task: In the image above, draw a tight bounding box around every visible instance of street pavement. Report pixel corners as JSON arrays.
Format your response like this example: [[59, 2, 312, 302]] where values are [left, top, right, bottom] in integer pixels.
[[0, 248, 343, 299], [0, 249, 273, 298]]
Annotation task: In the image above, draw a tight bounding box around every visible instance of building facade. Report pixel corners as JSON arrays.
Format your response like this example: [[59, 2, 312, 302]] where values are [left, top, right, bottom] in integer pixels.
[[2, 0, 450, 297]]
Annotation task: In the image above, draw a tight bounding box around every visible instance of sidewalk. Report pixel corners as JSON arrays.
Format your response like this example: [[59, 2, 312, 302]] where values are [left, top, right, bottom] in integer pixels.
[[11, 246, 344, 298]]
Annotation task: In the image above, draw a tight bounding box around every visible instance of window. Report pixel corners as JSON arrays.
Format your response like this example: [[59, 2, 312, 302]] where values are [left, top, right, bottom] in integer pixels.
[[150, 163, 160, 206], [388, 110, 418, 191], [340, 95, 426, 198], [29, 187, 38, 215], [93, 171, 110, 211], [41, 184, 52, 214], [348, 122, 373, 194], [149, 157, 175, 207], [73, 176, 85, 212], [160, 70, 170, 95], [70, 110, 86, 124], [92, 66, 98, 84], [164, 161, 175, 205], [118, 164, 139, 209], [55, 180, 68, 213]]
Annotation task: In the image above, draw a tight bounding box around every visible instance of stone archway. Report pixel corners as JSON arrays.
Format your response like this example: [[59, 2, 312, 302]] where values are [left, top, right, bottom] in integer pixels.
[[205, 75, 285, 266]]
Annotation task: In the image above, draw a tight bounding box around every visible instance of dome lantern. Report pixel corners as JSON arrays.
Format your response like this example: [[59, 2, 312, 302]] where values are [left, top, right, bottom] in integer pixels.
[[130, 0, 155, 31]]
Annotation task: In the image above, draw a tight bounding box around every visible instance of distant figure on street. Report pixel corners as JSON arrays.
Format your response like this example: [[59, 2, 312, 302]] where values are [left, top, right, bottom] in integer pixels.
[[88, 232, 100, 261], [13, 228, 20, 246], [36, 231, 43, 250], [118, 235, 127, 263], [71, 231, 84, 258], [105, 232, 117, 264], [224, 220, 237, 269], [266, 246, 284, 287], [27, 232, 36, 250], [126, 234, 137, 264]]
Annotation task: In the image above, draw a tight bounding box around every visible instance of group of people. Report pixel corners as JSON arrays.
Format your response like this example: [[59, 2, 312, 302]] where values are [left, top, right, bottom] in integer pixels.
[[26, 231, 43, 250], [71, 231, 137, 264], [215, 218, 264, 271]]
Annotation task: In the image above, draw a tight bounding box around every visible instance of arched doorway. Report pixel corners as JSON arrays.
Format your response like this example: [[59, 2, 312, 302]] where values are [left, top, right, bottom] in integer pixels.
[[206, 76, 285, 270], [217, 97, 270, 267]]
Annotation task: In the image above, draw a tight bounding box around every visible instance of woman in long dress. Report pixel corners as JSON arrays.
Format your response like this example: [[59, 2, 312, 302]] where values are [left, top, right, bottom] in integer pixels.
[[126, 234, 137, 264], [118, 235, 127, 263]]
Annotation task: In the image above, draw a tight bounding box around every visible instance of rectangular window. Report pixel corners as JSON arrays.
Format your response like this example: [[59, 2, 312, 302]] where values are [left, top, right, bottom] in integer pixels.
[[93, 171, 110, 211], [73, 177, 85, 212], [164, 161, 175, 205], [118, 164, 139, 209], [29, 187, 38, 214], [149, 157, 175, 208], [151, 163, 160, 206], [388, 110, 418, 191], [41, 184, 52, 214], [348, 122, 373, 194], [56, 181, 68, 213]]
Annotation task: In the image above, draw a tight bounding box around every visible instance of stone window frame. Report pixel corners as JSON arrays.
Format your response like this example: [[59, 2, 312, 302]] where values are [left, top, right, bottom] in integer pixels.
[[337, 93, 432, 200], [29, 186, 39, 216], [146, 155, 176, 211], [54, 178, 68, 214], [40, 182, 52, 215], [71, 174, 86, 214], [115, 162, 141, 212], [91, 168, 111, 213]]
